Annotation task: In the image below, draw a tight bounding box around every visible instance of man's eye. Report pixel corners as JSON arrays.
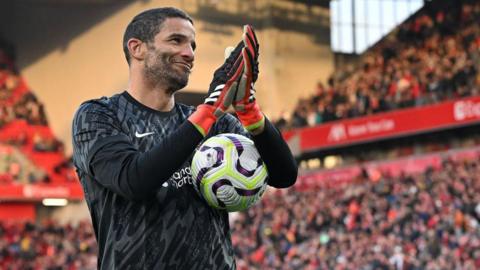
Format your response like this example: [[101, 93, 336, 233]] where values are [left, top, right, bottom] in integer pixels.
[[171, 38, 181, 44]]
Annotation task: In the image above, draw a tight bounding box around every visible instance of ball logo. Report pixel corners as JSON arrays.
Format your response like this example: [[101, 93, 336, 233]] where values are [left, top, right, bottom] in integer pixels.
[[453, 100, 480, 121]]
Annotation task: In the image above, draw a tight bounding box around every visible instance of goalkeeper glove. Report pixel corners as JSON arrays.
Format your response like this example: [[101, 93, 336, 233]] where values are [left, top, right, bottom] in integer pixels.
[[188, 41, 244, 136], [233, 25, 265, 132]]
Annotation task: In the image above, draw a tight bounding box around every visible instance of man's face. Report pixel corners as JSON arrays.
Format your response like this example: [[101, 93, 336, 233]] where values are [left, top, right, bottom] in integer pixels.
[[144, 17, 196, 93]]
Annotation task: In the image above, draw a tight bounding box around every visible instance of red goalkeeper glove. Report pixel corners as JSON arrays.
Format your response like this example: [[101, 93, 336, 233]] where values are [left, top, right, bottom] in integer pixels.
[[189, 41, 244, 136], [233, 25, 265, 132]]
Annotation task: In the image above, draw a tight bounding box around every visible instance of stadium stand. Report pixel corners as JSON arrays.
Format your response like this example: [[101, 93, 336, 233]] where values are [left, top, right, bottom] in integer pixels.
[[231, 1, 480, 269], [233, 149, 480, 270], [0, 0, 479, 269], [3, 147, 478, 269], [276, 0, 480, 130], [0, 42, 76, 186], [0, 220, 97, 270]]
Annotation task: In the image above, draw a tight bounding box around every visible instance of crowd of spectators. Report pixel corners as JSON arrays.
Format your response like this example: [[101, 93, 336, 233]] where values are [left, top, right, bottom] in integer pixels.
[[0, 144, 48, 185], [3, 153, 479, 269], [233, 157, 480, 269], [0, 38, 72, 186], [277, 0, 480, 130], [32, 132, 63, 153], [0, 220, 97, 270], [13, 92, 48, 127], [0, 70, 49, 128], [2, 2, 480, 269], [0, 36, 48, 128]]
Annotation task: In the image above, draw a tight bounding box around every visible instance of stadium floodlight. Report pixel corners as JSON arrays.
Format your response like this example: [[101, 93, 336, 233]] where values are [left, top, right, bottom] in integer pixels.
[[42, 198, 68, 206]]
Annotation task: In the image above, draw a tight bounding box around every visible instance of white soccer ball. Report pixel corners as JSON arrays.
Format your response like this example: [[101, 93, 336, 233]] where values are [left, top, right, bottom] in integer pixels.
[[191, 133, 268, 212]]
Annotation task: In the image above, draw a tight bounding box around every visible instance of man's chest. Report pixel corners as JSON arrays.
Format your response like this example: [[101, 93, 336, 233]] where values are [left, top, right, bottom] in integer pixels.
[[116, 111, 198, 194], [116, 112, 185, 151]]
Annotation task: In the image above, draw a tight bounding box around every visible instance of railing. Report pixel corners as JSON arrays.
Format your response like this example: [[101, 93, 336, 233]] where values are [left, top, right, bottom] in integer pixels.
[[284, 96, 480, 156]]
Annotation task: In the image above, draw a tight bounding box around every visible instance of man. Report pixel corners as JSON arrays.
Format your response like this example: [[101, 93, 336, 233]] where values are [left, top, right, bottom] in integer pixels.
[[72, 7, 297, 269]]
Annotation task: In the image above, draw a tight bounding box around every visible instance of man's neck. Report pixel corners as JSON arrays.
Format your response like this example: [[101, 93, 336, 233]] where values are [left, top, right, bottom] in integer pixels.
[[127, 87, 175, 112], [127, 69, 175, 112]]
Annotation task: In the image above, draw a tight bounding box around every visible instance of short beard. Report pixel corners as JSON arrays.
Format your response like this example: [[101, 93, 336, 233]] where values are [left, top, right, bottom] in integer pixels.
[[144, 50, 189, 94]]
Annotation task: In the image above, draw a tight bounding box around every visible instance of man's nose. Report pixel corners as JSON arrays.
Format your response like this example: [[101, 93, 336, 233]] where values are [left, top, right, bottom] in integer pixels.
[[180, 44, 194, 62]]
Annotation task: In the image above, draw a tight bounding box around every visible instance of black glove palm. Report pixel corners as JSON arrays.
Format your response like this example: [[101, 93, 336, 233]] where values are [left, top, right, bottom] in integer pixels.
[[204, 41, 245, 115], [189, 41, 245, 136]]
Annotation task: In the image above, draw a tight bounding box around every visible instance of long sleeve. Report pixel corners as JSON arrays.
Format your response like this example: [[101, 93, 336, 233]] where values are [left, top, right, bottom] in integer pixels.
[[72, 101, 203, 201], [210, 112, 298, 188], [88, 122, 203, 200], [251, 118, 298, 188]]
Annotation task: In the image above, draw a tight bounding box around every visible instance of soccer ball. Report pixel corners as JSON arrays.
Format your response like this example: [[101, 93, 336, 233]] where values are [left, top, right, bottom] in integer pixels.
[[191, 133, 268, 212]]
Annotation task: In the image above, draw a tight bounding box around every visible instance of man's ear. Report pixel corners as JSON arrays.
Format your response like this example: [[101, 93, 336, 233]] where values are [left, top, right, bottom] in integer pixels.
[[127, 38, 147, 62]]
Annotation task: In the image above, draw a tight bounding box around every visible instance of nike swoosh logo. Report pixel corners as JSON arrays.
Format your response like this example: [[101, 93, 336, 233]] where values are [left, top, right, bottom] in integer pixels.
[[135, 131, 155, 138]]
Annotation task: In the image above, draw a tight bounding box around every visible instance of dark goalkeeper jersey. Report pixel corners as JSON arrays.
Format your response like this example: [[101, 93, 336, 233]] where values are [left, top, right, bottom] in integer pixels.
[[72, 91, 247, 269]]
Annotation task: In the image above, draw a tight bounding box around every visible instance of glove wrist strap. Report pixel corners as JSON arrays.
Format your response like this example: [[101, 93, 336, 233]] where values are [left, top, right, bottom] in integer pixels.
[[236, 102, 265, 132], [188, 104, 217, 136]]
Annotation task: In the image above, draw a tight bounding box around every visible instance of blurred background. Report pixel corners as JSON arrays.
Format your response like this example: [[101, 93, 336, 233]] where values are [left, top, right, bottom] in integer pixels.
[[0, 0, 479, 269]]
